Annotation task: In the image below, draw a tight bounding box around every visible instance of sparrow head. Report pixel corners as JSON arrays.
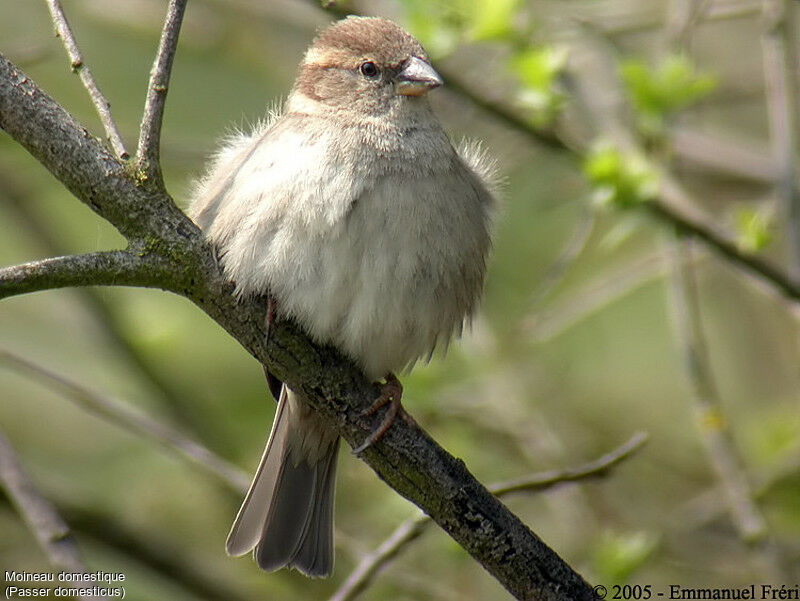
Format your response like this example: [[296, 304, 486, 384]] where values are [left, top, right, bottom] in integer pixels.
[[289, 17, 442, 118]]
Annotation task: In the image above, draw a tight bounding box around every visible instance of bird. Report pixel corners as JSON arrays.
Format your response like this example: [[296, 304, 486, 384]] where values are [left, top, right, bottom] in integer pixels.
[[188, 15, 496, 578]]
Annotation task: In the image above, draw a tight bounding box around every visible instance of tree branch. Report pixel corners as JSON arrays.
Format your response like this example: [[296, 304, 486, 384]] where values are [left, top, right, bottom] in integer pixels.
[[0, 349, 249, 494], [0, 251, 167, 300], [0, 429, 108, 601], [44, 0, 128, 160], [135, 0, 188, 188], [332, 433, 648, 601], [489, 431, 649, 495], [0, 55, 595, 600], [647, 187, 800, 301]]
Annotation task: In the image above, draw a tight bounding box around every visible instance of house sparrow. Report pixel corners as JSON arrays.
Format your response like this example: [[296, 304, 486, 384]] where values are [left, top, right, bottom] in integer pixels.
[[188, 16, 496, 578]]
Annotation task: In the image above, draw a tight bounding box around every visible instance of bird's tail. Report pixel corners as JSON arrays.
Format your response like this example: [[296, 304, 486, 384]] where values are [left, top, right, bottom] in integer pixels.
[[226, 386, 340, 578]]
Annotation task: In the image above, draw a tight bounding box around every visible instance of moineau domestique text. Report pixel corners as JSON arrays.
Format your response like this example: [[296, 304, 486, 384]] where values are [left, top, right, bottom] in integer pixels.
[[5, 571, 125, 584]]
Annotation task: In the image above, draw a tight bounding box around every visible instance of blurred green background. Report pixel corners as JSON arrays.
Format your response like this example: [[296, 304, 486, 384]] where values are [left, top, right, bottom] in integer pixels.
[[1, 0, 799, 599]]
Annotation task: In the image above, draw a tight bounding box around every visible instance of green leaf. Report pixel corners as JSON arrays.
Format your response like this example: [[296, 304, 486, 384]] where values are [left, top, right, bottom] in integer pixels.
[[734, 207, 774, 253], [509, 45, 568, 125], [620, 54, 716, 136], [510, 45, 568, 89], [584, 142, 659, 209]]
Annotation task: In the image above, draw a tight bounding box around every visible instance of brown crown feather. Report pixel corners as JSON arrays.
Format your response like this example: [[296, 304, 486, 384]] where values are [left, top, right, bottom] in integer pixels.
[[306, 16, 428, 69]]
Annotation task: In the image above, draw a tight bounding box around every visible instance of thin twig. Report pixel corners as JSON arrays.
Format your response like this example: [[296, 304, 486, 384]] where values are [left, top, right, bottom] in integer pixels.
[[0, 251, 168, 300], [489, 431, 648, 495], [761, 0, 800, 282], [331, 515, 430, 601], [667, 238, 767, 542], [44, 0, 127, 160], [0, 350, 249, 494], [135, 0, 188, 188], [0, 429, 109, 601], [330, 432, 648, 601]]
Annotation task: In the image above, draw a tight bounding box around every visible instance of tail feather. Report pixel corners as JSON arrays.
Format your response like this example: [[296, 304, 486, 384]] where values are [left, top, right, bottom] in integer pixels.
[[281, 437, 339, 576], [256, 437, 340, 576], [226, 388, 292, 557], [226, 386, 339, 577]]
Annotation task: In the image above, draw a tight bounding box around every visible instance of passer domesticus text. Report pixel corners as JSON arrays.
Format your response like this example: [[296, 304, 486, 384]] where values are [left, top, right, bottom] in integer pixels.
[[189, 16, 496, 578]]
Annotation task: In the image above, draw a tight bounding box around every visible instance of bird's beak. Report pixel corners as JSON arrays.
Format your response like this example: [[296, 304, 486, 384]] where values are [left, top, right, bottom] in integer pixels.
[[394, 56, 443, 97]]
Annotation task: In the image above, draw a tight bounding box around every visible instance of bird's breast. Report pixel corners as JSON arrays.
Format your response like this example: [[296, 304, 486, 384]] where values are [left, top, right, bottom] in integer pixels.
[[269, 163, 489, 380]]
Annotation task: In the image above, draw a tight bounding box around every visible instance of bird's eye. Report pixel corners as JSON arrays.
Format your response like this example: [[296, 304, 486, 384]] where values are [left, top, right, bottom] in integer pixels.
[[360, 61, 379, 79]]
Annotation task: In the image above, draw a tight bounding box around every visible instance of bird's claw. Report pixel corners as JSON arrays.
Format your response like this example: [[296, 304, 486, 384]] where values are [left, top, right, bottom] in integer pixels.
[[352, 373, 409, 454]]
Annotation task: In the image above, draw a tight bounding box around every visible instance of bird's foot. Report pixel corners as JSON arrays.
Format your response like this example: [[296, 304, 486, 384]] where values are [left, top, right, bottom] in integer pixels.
[[352, 372, 411, 454]]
